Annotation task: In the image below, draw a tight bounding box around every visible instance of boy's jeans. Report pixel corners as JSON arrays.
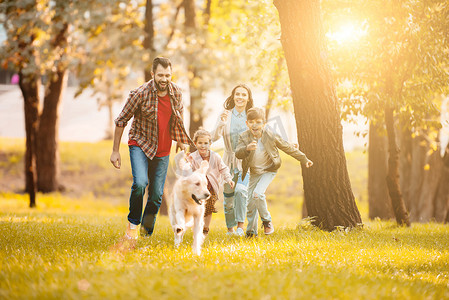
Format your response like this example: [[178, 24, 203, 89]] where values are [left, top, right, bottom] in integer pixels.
[[223, 170, 249, 229], [246, 172, 277, 235], [128, 146, 170, 235]]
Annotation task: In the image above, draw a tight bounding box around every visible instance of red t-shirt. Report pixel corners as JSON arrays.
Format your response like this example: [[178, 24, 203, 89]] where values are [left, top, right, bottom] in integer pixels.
[[155, 93, 173, 157], [128, 94, 173, 157]]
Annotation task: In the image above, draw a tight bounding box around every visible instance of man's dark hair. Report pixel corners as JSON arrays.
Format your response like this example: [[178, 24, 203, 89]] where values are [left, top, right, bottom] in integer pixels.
[[152, 57, 172, 73]]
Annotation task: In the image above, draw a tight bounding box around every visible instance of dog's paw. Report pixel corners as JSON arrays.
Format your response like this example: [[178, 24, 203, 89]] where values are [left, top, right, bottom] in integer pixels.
[[192, 247, 201, 256], [175, 226, 185, 235], [174, 225, 186, 235]]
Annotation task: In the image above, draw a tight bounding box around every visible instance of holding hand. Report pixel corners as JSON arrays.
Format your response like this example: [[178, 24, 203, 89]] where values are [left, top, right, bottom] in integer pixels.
[[227, 180, 235, 189], [246, 141, 257, 151], [185, 152, 193, 163], [176, 141, 187, 153]]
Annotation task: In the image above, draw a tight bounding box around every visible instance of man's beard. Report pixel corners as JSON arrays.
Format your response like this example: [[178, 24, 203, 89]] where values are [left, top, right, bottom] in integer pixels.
[[155, 81, 168, 92]]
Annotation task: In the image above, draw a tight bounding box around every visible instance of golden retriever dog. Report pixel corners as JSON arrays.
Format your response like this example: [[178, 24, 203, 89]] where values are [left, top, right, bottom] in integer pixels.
[[169, 153, 210, 255]]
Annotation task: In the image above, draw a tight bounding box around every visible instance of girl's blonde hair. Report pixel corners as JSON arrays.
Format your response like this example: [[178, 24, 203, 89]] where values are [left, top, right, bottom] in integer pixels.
[[193, 129, 212, 143]]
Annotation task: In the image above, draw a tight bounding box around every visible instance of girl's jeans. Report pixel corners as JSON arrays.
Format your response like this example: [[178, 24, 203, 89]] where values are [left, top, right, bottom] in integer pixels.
[[223, 170, 249, 229], [128, 146, 170, 236], [246, 172, 277, 235]]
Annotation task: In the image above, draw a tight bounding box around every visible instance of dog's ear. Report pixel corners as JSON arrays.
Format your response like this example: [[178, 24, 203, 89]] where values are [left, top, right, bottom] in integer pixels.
[[198, 160, 209, 174]]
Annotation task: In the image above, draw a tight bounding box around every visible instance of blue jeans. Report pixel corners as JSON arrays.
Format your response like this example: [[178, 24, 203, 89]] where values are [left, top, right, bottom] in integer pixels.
[[246, 172, 277, 235], [223, 170, 249, 228], [128, 146, 170, 235]]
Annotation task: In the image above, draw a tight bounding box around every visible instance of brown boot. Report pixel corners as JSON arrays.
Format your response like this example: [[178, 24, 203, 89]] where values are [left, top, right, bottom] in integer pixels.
[[262, 221, 274, 235]]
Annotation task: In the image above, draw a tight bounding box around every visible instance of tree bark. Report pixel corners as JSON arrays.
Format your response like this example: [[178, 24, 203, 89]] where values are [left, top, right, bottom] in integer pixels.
[[274, 0, 362, 231], [368, 122, 393, 219], [385, 105, 410, 226], [19, 72, 40, 208], [37, 70, 67, 192]]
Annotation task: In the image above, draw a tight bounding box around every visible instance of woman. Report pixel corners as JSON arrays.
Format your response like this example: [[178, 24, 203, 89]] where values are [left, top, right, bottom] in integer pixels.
[[211, 84, 254, 236]]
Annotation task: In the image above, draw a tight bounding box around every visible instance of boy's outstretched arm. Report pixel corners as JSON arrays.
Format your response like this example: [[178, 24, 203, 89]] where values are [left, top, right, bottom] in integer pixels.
[[275, 134, 313, 167]]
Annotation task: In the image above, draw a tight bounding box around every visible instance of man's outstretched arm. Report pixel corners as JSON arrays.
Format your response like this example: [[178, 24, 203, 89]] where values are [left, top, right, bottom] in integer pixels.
[[110, 126, 125, 169]]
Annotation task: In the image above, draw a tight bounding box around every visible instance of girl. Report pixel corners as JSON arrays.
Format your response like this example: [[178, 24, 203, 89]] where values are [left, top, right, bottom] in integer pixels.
[[187, 129, 235, 235]]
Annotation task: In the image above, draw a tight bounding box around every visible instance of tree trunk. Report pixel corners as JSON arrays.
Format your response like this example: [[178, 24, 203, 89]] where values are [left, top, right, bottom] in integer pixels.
[[104, 97, 114, 140], [399, 127, 413, 210], [204, 0, 212, 25], [274, 0, 362, 231], [183, 0, 205, 137], [144, 0, 155, 82], [188, 66, 204, 137], [407, 135, 428, 221], [368, 122, 393, 219], [265, 57, 284, 120], [416, 149, 443, 222], [435, 143, 449, 222], [19, 72, 40, 208], [385, 105, 410, 226], [36, 15, 68, 193], [37, 70, 67, 192]]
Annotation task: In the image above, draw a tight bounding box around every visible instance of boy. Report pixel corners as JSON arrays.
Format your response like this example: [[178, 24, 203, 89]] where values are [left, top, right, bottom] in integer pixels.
[[235, 107, 313, 236]]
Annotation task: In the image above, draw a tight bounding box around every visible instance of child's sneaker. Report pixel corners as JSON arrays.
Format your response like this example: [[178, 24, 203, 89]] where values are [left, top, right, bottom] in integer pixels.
[[235, 227, 245, 236], [226, 228, 235, 236], [262, 221, 274, 235]]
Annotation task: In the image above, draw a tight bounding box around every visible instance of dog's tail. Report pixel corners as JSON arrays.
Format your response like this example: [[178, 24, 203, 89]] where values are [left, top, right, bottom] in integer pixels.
[[173, 151, 193, 178]]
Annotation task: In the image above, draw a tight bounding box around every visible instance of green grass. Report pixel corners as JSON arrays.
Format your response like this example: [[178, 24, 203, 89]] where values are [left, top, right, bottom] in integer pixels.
[[1, 196, 448, 299], [2, 138, 448, 299]]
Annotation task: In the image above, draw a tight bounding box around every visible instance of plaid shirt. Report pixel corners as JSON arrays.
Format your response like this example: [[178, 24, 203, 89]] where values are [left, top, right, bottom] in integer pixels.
[[115, 80, 192, 159]]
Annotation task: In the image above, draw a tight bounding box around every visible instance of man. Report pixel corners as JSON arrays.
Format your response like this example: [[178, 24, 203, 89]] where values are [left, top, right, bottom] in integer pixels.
[[110, 57, 192, 240]]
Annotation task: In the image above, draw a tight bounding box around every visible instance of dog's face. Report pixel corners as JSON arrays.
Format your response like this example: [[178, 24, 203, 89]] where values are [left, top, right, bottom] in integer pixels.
[[184, 160, 210, 205]]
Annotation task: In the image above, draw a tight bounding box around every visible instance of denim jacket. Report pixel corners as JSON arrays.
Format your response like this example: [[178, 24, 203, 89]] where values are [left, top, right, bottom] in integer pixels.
[[235, 128, 310, 180]]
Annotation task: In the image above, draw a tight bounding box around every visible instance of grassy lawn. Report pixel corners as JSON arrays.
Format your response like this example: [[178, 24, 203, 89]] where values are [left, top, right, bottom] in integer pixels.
[[1, 138, 448, 299]]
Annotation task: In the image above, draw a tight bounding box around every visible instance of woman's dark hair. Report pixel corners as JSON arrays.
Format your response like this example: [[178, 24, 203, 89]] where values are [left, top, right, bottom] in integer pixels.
[[152, 57, 172, 73], [223, 84, 254, 112]]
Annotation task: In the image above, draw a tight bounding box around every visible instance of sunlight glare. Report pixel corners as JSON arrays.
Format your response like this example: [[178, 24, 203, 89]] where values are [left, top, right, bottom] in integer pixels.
[[327, 22, 367, 44]]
